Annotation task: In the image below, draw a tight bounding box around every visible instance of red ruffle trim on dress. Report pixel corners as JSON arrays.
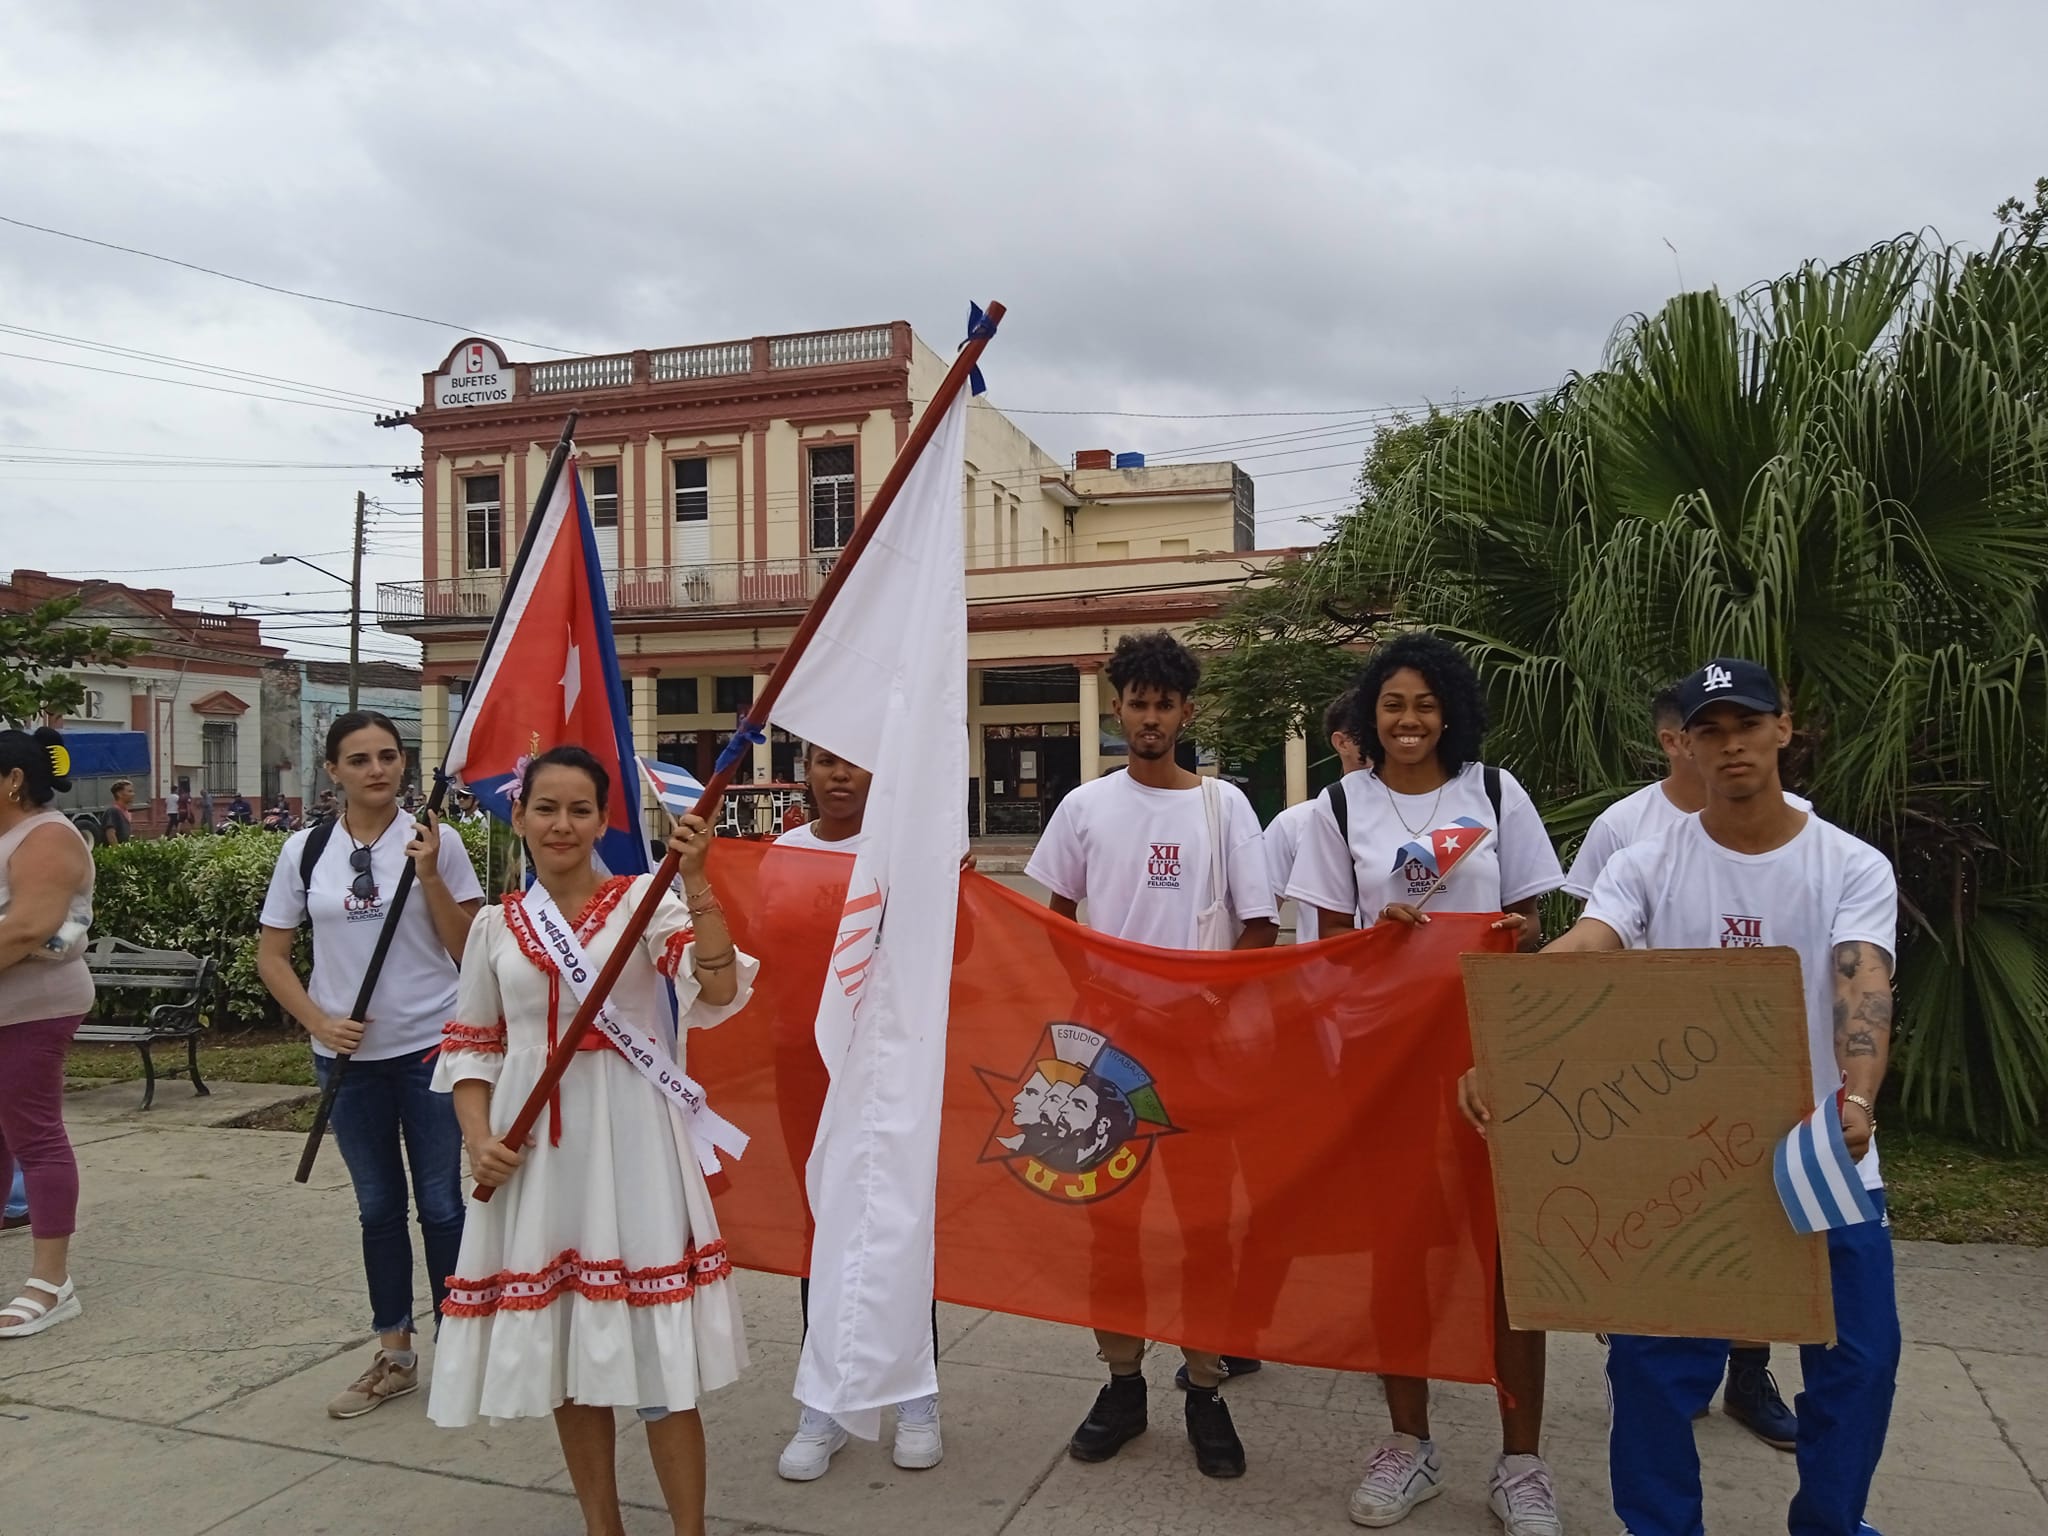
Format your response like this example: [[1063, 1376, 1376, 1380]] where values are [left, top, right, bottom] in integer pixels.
[[442, 1240, 732, 1318], [500, 875, 637, 978], [654, 926, 697, 980], [440, 1020, 507, 1054]]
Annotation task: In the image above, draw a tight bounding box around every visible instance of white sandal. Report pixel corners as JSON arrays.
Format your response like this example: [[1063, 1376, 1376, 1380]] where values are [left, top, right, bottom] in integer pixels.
[[0, 1277, 80, 1338]]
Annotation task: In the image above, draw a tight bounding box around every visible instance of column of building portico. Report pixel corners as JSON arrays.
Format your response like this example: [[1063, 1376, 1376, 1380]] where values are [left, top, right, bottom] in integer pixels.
[[632, 672, 659, 823], [751, 673, 774, 781], [965, 665, 985, 836], [421, 681, 449, 779], [1078, 663, 1102, 785], [1284, 729, 1309, 805]]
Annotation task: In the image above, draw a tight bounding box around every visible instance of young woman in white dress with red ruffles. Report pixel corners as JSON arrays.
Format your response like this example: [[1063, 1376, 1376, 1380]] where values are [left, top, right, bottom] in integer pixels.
[[428, 745, 756, 1536]]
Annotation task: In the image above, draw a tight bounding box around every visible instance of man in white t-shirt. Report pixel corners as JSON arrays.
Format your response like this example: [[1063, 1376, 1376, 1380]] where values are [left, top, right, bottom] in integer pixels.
[[1026, 631, 1277, 1482], [1263, 690, 1363, 944], [1564, 682, 1809, 1454], [1461, 658, 1902, 1536], [1564, 683, 1812, 902], [768, 743, 946, 1482]]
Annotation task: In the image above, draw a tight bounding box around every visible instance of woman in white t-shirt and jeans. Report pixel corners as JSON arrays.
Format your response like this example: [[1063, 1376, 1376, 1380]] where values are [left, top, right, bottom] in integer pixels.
[[257, 711, 484, 1420], [1286, 633, 1567, 1536]]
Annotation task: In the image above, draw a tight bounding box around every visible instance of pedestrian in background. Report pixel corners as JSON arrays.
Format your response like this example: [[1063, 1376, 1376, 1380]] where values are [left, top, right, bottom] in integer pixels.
[[0, 727, 96, 1339]]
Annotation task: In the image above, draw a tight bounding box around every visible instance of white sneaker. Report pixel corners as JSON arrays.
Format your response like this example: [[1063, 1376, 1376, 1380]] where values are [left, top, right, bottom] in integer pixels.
[[1348, 1434, 1444, 1527], [893, 1392, 943, 1469], [777, 1406, 849, 1481], [1490, 1453, 1565, 1536]]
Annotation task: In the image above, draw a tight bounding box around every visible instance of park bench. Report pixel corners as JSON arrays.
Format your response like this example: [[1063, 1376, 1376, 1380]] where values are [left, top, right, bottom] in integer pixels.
[[76, 938, 216, 1109]]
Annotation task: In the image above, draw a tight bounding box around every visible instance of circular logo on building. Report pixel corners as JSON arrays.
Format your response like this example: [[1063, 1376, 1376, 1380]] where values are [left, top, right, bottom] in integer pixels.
[[977, 1022, 1178, 1203]]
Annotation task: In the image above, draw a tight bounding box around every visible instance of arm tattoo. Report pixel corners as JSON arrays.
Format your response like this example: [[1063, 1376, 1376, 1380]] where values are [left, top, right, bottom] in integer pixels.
[[1832, 941, 1894, 1060]]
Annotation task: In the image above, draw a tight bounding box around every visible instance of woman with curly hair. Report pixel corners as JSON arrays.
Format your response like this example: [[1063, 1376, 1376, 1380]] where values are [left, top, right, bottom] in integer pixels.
[[1286, 632, 1567, 1535]]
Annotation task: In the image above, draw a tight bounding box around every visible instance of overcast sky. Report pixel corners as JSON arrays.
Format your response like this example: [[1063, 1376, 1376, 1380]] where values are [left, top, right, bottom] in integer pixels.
[[2, 0, 2039, 663]]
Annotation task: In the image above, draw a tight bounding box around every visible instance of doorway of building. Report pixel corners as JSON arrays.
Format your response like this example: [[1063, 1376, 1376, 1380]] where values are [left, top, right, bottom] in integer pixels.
[[982, 723, 1081, 835]]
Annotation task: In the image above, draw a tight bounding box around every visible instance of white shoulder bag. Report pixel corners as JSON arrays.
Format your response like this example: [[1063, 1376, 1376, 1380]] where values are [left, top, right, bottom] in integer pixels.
[[1193, 776, 1237, 951]]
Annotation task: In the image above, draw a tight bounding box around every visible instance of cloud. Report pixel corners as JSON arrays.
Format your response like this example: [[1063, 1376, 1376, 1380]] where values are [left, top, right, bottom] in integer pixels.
[[1, 0, 2042, 655]]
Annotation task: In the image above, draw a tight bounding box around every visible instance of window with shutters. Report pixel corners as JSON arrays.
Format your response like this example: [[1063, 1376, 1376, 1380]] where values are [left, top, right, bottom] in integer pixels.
[[808, 444, 857, 552], [672, 458, 708, 523], [464, 474, 503, 570], [201, 723, 237, 795], [587, 463, 619, 528]]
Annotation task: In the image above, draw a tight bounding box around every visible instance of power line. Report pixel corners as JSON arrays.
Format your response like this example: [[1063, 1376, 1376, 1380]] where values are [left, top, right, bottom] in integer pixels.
[[0, 348, 373, 414], [0, 213, 587, 355], [23, 550, 354, 576], [0, 442, 409, 468], [0, 323, 409, 409]]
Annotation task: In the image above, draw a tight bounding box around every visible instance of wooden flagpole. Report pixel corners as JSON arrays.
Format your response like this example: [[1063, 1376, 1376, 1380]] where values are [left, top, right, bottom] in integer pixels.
[[293, 411, 580, 1184], [476, 302, 1005, 1200]]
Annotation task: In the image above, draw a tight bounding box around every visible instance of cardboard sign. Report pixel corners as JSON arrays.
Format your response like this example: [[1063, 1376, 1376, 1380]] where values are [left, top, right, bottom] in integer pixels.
[[1462, 950, 1835, 1344]]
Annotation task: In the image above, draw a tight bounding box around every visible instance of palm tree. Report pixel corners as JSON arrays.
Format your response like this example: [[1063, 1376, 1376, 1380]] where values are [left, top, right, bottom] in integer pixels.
[[1295, 232, 2048, 1147]]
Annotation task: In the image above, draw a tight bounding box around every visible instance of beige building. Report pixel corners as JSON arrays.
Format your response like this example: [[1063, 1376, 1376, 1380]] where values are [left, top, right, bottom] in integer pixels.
[[379, 324, 1310, 833]]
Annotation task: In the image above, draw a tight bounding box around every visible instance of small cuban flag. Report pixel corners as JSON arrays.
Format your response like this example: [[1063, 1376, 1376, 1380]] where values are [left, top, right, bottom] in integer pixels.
[[638, 757, 707, 818], [1773, 1093, 1881, 1235]]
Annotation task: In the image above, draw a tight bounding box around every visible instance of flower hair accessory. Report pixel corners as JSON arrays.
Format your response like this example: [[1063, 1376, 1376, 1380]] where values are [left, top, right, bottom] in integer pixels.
[[47, 744, 70, 778], [507, 754, 533, 805]]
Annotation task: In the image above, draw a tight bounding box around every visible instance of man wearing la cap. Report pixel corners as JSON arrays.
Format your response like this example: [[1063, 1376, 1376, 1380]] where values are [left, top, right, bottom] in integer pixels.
[[1460, 658, 1902, 1536]]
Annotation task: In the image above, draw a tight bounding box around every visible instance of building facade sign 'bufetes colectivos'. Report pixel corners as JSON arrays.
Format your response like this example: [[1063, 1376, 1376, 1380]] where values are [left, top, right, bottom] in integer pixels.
[[434, 339, 513, 409]]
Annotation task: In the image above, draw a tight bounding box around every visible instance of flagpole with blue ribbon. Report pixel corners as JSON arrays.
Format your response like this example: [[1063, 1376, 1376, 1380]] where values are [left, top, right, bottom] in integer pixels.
[[476, 302, 1006, 1202], [294, 411, 581, 1184]]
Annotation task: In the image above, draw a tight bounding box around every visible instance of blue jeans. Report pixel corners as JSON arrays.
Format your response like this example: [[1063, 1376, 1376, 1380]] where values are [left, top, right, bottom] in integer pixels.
[[4, 1167, 24, 1219], [316, 1053, 466, 1336], [1607, 1191, 1899, 1536]]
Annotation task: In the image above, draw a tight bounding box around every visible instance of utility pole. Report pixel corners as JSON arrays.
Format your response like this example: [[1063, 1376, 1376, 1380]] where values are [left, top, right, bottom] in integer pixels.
[[349, 490, 365, 711]]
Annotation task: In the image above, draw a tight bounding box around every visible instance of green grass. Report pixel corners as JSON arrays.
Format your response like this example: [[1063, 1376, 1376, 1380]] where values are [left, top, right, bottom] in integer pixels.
[[67, 1033, 317, 1089], [1880, 1131, 2048, 1246]]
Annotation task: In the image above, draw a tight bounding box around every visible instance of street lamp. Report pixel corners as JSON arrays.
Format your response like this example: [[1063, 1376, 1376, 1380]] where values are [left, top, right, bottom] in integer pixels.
[[262, 549, 362, 711]]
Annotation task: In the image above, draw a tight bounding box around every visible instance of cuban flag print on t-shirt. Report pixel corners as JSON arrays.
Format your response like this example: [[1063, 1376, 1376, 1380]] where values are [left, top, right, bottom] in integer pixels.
[[1390, 817, 1487, 898]]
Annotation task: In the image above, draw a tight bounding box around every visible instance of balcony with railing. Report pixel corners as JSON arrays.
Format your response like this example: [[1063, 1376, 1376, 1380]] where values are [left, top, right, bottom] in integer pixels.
[[426, 323, 909, 411], [377, 556, 837, 627]]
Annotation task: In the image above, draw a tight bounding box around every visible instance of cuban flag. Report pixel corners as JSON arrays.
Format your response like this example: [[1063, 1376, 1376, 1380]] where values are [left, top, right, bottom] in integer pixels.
[[1773, 1093, 1881, 1234], [442, 457, 648, 875], [1389, 816, 1488, 879], [638, 757, 707, 818]]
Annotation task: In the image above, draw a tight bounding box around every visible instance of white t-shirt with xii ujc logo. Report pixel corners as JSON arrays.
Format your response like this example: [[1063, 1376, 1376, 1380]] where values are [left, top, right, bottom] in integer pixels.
[[1583, 812, 1898, 1191], [1286, 762, 1564, 922], [259, 812, 484, 1062], [1027, 771, 1276, 950]]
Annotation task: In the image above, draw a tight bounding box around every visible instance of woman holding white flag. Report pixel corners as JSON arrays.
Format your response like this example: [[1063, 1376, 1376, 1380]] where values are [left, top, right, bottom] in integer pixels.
[[428, 745, 757, 1536]]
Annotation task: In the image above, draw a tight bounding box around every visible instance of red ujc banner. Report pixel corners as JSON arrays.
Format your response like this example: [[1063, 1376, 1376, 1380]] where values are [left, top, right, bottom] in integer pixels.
[[693, 839, 1510, 1385]]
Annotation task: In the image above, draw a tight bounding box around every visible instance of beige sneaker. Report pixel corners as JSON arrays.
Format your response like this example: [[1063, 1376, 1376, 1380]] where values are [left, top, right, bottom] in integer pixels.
[[326, 1350, 419, 1419]]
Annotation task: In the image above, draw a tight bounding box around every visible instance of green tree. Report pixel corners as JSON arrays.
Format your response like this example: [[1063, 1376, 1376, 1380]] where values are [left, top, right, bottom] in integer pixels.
[[1288, 227, 2048, 1147], [0, 597, 141, 724]]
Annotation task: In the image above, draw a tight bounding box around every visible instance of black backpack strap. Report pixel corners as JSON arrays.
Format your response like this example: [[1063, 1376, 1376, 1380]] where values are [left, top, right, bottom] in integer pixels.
[[299, 818, 338, 904], [1323, 780, 1360, 910], [1483, 765, 1504, 826]]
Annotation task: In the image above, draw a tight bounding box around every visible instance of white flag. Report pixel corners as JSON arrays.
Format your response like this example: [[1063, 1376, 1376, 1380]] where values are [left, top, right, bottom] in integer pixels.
[[768, 392, 969, 1438]]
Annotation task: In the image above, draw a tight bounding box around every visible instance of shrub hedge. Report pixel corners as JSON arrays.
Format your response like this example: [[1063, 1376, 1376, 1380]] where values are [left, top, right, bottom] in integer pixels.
[[89, 819, 504, 1029]]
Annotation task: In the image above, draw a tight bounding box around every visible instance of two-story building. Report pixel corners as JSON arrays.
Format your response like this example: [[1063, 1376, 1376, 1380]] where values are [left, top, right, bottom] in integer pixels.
[[379, 324, 1312, 832], [1, 570, 282, 830]]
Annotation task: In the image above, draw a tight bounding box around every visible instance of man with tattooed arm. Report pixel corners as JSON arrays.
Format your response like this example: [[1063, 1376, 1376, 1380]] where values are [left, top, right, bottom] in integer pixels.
[[1461, 658, 1901, 1536]]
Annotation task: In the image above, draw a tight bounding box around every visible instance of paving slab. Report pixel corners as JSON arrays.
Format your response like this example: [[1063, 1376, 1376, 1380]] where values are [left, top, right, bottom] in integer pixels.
[[202, 1457, 724, 1536], [65, 1078, 314, 1129], [185, 1338, 571, 1492], [0, 1261, 364, 1425], [1957, 1346, 2048, 1493], [0, 1403, 333, 1536], [561, 1337, 1085, 1535]]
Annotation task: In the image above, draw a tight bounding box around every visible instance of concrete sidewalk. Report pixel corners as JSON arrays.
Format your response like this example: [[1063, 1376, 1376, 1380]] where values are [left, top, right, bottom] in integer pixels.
[[2, 1098, 2044, 1535]]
